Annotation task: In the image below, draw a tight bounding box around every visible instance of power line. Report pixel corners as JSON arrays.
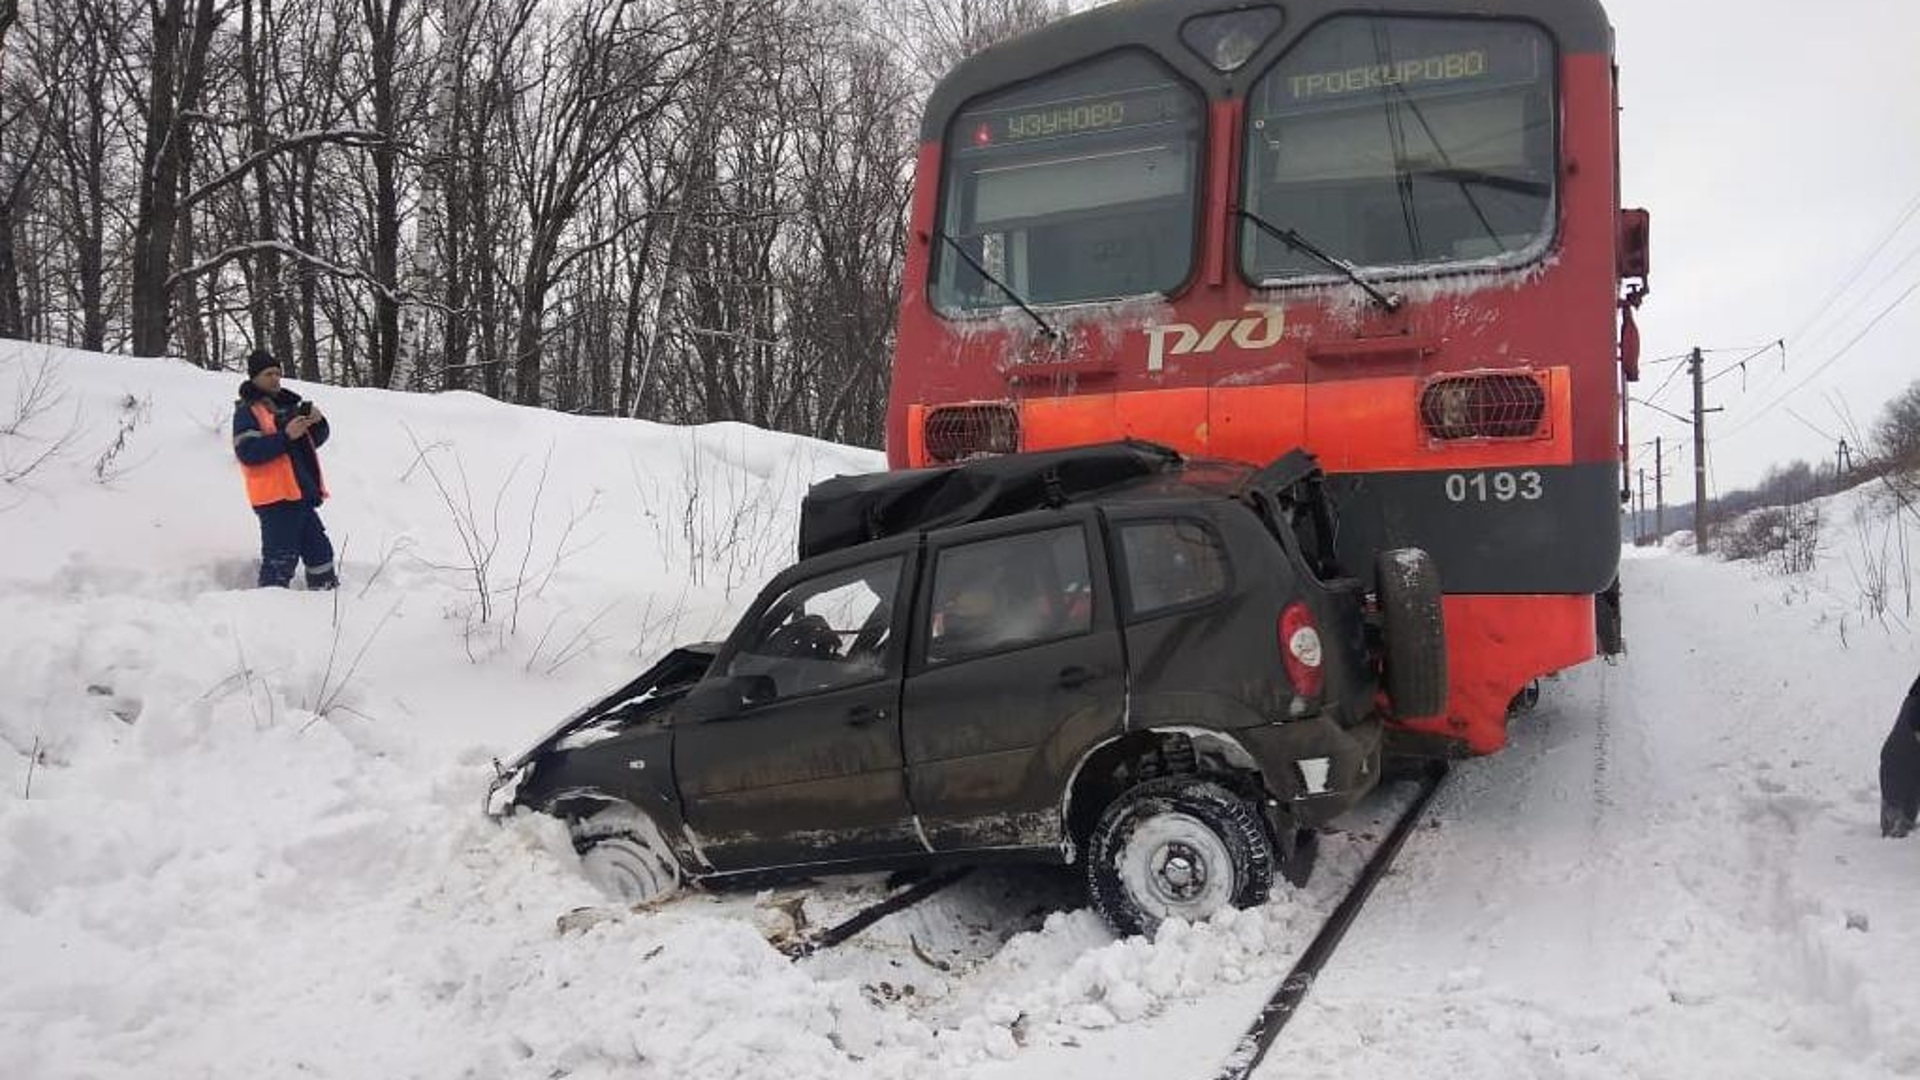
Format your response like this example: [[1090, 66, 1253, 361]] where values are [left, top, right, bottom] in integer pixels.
[[1699, 342, 1791, 356], [1630, 395, 1696, 427], [1692, 191, 1920, 447], [1643, 339, 1781, 406], [1795, 236, 1920, 356], [1784, 407, 1837, 444], [1786, 187, 1920, 349], [1642, 355, 1690, 403], [1703, 339, 1785, 387], [1718, 275, 1920, 440]]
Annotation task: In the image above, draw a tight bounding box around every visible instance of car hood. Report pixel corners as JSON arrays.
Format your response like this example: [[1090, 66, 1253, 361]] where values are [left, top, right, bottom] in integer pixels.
[[493, 642, 720, 776]]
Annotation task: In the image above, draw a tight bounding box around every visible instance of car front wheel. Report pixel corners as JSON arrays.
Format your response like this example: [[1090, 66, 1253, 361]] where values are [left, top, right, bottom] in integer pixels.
[[577, 832, 679, 906], [1087, 777, 1274, 938]]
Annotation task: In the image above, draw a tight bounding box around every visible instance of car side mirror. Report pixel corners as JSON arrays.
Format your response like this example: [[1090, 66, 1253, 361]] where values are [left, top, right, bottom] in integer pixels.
[[682, 674, 777, 719], [738, 674, 776, 707]]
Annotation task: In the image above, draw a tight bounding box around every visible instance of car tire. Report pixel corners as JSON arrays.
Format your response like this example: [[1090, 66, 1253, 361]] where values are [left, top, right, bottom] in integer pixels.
[[1376, 547, 1448, 718], [577, 831, 680, 906], [1086, 777, 1274, 938]]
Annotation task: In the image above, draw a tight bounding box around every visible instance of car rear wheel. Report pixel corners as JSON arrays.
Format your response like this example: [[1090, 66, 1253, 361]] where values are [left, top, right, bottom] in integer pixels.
[[577, 832, 679, 906], [1087, 777, 1274, 938], [1376, 547, 1448, 718]]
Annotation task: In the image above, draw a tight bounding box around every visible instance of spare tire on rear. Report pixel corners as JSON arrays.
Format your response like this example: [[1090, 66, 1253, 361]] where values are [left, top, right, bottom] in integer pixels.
[[1376, 548, 1447, 718]]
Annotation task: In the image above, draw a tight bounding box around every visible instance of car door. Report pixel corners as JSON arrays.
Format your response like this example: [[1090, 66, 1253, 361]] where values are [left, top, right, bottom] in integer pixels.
[[674, 541, 921, 872], [900, 510, 1126, 851]]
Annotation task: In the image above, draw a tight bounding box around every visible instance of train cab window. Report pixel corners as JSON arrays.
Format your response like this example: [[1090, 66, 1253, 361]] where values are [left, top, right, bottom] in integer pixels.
[[934, 51, 1204, 314], [1241, 17, 1556, 283]]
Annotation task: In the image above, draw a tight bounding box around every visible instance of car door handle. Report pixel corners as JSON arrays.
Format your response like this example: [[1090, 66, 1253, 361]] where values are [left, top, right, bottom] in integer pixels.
[[847, 705, 889, 727], [1057, 665, 1102, 689]]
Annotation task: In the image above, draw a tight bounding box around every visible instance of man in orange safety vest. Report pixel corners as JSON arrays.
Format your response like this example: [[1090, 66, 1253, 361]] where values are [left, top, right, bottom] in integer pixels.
[[232, 349, 336, 589]]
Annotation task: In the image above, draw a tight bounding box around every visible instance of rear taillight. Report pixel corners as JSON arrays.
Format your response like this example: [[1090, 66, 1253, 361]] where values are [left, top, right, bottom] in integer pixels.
[[1418, 372, 1548, 441], [1280, 601, 1324, 700]]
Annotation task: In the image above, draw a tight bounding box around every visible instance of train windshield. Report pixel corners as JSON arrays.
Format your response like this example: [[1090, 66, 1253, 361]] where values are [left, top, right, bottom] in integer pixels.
[[1241, 16, 1556, 283], [935, 51, 1203, 313]]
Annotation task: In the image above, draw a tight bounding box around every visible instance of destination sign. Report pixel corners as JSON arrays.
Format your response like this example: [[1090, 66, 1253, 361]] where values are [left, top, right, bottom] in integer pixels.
[[960, 85, 1192, 150], [1265, 32, 1543, 111], [1006, 99, 1130, 140], [1289, 49, 1490, 101]]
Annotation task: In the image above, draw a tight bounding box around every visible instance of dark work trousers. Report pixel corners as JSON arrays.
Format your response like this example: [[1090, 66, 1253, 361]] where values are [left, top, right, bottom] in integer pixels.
[[256, 501, 337, 589], [1882, 686, 1920, 837]]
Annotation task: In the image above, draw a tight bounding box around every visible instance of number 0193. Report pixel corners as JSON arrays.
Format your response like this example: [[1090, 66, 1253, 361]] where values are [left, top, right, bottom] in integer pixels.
[[1444, 470, 1544, 503]]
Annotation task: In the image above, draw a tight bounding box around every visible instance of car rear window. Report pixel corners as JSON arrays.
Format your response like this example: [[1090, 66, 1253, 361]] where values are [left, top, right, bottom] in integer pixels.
[[1118, 519, 1229, 617], [927, 526, 1094, 665]]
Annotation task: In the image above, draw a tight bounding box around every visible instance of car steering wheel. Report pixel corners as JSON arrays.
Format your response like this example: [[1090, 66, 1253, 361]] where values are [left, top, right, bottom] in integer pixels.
[[847, 606, 890, 659]]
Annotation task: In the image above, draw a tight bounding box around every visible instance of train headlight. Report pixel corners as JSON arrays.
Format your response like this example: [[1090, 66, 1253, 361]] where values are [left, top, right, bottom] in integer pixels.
[[924, 403, 1019, 463], [1418, 372, 1549, 441]]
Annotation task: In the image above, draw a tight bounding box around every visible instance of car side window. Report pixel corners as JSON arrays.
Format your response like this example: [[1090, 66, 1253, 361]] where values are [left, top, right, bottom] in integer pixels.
[[1118, 519, 1229, 617], [927, 526, 1093, 665], [727, 556, 902, 700]]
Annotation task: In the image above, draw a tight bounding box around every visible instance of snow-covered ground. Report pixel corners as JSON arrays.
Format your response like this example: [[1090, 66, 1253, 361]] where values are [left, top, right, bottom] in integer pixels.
[[3, 344, 1917, 1079]]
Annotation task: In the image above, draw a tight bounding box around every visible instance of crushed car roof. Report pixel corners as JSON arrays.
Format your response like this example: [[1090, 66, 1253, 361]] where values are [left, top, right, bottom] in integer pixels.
[[799, 441, 1181, 559], [797, 440, 1322, 560]]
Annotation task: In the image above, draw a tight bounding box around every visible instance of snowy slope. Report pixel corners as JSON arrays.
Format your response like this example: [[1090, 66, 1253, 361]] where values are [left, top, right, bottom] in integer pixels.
[[3, 344, 1918, 1080]]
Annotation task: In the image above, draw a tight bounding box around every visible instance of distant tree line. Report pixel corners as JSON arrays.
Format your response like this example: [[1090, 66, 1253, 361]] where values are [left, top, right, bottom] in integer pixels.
[[0, 0, 1062, 446]]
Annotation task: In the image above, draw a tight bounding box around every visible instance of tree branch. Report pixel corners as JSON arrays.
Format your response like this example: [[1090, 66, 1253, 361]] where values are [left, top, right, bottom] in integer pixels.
[[168, 239, 465, 316], [179, 127, 395, 214]]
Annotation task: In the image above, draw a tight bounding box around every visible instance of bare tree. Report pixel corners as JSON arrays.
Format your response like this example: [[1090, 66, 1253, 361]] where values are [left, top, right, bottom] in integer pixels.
[[357, 0, 411, 387], [130, 0, 221, 358], [504, 0, 696, 405], [1875, 379, 1920, 473], [896, 0, 1066, 87], [3, 0, 987, 449], [40, 0, 136, 351]]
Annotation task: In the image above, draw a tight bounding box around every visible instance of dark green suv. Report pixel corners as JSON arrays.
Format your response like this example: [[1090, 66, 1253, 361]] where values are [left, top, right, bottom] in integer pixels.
[[488, 442, 1443, 936]]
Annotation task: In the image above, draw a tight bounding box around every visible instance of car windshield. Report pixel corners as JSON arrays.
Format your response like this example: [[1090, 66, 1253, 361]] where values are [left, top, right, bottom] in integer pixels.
[[935, 50, 1204, 313], [1241, 16, 1556, 282]]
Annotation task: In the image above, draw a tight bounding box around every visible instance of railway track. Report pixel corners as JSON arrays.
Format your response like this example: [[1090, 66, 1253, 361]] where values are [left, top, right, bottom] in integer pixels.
[[1214, 764, 1450, 1079], [775, 867, 976, 960], [772, 766, 1450, 1076]]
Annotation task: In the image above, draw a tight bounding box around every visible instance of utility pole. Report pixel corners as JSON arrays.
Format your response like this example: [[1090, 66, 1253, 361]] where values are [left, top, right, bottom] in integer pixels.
[[1686, 348, 1726, 554], [1637, 467, 1647, 543], [1654, 435, 1665, 539]]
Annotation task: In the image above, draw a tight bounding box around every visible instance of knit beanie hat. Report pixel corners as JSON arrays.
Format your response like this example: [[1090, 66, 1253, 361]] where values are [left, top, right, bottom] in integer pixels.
[[247, 349, 280, 378]]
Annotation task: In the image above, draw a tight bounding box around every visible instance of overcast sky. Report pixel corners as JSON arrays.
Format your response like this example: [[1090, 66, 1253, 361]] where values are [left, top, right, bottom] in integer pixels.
[[1608, 0, 1920, 492]]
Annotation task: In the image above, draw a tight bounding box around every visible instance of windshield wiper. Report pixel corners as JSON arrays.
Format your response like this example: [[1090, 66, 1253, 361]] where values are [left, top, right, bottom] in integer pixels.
[[936, 232, 1059, 340], [1237, 208, 1401, 311]]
